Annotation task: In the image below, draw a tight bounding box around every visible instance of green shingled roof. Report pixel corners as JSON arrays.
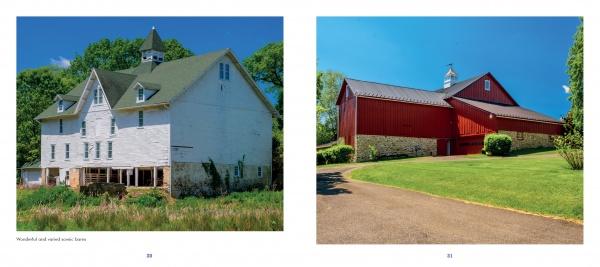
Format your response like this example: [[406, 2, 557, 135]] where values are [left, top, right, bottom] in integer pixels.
[[139, 28, 165, 52], [35, 48, 279, 121], [21, 159, 41, 169]]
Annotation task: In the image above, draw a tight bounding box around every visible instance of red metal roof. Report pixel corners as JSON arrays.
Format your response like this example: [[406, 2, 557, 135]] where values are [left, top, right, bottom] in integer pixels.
[[345, 78, 452, 108], [453, 97, 562, 124]]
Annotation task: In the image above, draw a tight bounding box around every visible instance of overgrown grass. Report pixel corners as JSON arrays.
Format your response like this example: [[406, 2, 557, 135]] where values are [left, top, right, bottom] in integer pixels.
[[17, 188, 283, 231], [351, 150, 583, 221]]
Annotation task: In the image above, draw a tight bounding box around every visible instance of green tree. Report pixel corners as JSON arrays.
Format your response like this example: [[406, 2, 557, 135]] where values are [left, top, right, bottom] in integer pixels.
[[67, 38, 193, 82], [243, 42, 283, 115], [242, 42, 284, 188], [316, 70, 345, 145], [567, 19, 583, 135], [17, 67, 77, 168]]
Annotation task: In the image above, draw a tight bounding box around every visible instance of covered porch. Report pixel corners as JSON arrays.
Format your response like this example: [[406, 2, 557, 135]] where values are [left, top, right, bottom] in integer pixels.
[[80, 166, 166, 187]]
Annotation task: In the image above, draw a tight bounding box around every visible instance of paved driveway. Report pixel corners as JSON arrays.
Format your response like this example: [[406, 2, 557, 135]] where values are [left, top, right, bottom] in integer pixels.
[[317, 166, 583, 244]]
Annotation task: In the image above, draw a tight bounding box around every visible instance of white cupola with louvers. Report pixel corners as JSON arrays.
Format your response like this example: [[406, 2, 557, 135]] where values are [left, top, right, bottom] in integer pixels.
[[443, 64, 458, 89], [140, 26, 166, 63]]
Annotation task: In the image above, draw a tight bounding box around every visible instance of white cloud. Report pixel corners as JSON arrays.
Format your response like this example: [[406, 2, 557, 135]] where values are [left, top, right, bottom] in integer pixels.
[[562, 85, 571, 94], [50, 56, 71, 69]]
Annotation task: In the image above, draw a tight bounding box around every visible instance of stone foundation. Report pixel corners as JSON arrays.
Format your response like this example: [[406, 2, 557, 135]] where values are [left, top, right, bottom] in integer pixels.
[[498, 130, 557, 151], [170, 161, 271, 198], [355, 135, 437, 162]]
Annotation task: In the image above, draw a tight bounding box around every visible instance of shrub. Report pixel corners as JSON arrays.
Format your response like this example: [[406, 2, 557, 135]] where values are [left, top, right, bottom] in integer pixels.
[[316, 144, 354, 165], [558, 149, 583, 170], [126, 189, 165, 207], [368, 145, 378, 161], [17, 186, 78, 210], [483, 133, 512, 156], [80, 183, 127, 198], [555, 132, 583, 170]]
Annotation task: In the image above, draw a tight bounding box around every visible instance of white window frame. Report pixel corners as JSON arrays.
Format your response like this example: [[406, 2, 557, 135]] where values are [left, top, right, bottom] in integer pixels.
[[50, 144, 56, 161], [58, 100, 64, 112], [95, 142, 101, 159], [138, 111, 144, 128], [225, 64, 230, 80], [81, 120, 86, 137], [83, 142, 89, 160], [65, 143, 70, 160], [137, 87, 145, 103], [110, 118, 116, 135], [107, 141, 113, 159], [59, 119, 63, 134], [234, 165, 240, 177], [484, 79, 491, 91], [93, 86, 104, 104], [257, 166, 263, 178]]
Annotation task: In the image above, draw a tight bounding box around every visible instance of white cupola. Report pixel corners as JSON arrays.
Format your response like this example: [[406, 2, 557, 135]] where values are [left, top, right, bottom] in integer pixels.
[[140, 26, 165, 64], [443, 64, 458, 88]]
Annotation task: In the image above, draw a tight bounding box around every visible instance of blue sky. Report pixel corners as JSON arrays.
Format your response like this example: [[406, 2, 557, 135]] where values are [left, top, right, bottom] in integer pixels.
[[317, 17, 581, 119], [17, 17, 283, 103]]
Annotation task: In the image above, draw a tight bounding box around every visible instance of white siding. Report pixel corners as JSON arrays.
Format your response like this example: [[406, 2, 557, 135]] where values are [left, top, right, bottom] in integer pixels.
[[40, 77, 171, 182], [170, 56, 272, 167]]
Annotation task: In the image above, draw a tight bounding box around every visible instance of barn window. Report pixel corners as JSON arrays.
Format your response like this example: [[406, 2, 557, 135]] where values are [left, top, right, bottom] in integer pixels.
[[257, 166, 263, 178], [65, 143, 70, 160], [59, 119, 63, 133], [517, 132, 524, 140], [110, 118, 116, 135], [138, 111, 144, 127], [95, 142, 101, 159], [50, 144, 55, 160], [94, 87, 104, 104], [137, 87, 145, 102], [484, 79, 491, 91], [83, 142, 89, 160], [107, 141, 113, 159], [234, 165, 240, 177], [219, 63, 224, 80], [81, 120, 86, 137]]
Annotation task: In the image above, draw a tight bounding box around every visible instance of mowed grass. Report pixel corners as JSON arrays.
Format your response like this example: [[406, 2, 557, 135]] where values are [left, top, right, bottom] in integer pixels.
[[350, 150, 583, 220], [17, 188, 283, 231]]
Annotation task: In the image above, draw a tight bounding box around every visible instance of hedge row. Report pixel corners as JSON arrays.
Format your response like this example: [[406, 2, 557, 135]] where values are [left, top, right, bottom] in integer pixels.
[[317, 144, 354, 165]]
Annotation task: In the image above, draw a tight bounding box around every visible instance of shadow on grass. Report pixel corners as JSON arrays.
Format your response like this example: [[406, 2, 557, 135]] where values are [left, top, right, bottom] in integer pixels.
[[317, 172, 352, 195]]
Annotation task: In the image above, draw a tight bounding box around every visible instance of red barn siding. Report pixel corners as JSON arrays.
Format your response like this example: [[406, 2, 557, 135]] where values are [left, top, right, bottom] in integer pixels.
[[337, 86, 357, 147], [456, 74, 517, 106], [447, 98, 497, 136], [356, 97, 453, 138], [497, 117, 563, 135], [456, 135, 485, 155]]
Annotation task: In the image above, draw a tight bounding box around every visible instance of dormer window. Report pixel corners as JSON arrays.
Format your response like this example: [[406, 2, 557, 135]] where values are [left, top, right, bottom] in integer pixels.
[[484, 79, 491, 91], [93, 87, 104, 104], [57, 100, 64, 112], [137, 87, 145, 102]]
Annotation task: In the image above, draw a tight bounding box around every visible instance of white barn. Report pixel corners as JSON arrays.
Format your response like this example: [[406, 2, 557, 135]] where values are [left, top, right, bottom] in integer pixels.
[[34, 28, 278, 196]]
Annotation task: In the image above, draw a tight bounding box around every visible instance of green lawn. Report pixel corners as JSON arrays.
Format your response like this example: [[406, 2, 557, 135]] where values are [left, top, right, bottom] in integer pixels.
[[350, 150, 583, 221], [17, 188, 283, 231]]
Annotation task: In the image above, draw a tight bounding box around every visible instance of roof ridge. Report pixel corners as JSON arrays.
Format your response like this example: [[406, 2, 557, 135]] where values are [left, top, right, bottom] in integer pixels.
[[438, 73, 487, 93], [346, 77, 444, 94]]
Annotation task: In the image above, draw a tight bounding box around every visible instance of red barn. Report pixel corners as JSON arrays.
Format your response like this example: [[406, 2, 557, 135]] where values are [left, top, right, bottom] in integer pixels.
[[336, 68, 563, 161]]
